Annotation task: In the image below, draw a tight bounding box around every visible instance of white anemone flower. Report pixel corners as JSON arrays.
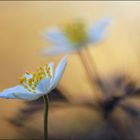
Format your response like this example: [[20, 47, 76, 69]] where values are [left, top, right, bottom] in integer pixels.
[[0, 56, 67, 101], [41, 18, 111, 56]]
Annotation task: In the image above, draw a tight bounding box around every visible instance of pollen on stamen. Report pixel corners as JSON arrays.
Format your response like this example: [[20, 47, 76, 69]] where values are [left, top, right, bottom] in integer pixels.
[[28, 79, 33, 86], [23, 85, 28, 90], [26, 71, 30, 75], [19, 77, 26, 84], [46, 65, 52, 78], [20, 63, 53, 93]]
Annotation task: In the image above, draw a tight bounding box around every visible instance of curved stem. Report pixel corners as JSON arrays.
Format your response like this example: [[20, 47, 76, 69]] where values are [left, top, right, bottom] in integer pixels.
[[77, 50, 97, 94], [84, 48, 107, 93], [78, 50, 93, 81], [43, 95, 49, 140]]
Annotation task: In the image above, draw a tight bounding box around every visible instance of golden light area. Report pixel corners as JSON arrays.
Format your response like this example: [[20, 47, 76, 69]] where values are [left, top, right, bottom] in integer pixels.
[[0, 1, 140, 139]]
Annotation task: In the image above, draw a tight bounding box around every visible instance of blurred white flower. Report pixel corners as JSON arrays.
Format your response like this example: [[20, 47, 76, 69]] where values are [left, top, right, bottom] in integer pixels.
[[0, 56, 67, 101], [41, 18, 111, 56]]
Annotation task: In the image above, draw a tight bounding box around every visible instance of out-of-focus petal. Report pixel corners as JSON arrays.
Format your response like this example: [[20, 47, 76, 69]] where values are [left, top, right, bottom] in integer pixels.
[[41, 46, 77, 56], [50, 56, 67, 90], [87, 18, 112, 43], [43, 27, 69, 45]]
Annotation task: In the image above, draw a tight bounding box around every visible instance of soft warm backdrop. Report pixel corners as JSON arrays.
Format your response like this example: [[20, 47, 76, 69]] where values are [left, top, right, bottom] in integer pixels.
[[0, 1, 140, 138]]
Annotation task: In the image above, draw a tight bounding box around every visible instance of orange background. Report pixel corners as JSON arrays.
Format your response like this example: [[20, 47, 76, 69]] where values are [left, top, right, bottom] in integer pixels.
[[0, 1, 140, 138]]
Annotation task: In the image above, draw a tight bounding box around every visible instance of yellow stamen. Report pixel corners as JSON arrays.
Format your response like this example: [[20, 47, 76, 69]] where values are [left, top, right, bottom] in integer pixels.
[[19, 64, 52, 93], [64, 20, 87, 45], [23, 85, 28, 89], [19, 77, 26, 84], [26, 71, 30, 75]]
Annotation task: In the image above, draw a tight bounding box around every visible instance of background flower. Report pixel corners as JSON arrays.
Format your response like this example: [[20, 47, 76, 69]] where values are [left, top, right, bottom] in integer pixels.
[[41, 18, 111, 56]]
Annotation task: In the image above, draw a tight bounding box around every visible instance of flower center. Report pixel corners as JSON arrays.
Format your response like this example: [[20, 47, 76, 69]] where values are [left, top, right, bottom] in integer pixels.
[[63, 21, 87, 45], [19, 64, 52, 93]]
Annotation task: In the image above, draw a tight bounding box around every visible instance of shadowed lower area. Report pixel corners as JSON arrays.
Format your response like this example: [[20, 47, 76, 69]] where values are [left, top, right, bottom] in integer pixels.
[[7, 74, 140, 140]]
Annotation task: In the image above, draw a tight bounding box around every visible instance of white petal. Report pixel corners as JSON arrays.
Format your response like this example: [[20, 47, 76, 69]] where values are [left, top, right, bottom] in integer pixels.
[[41, 46, 77, 56], [48, 62, 54, 76], [50, 56, 68, 90], [0, 85, 42, 101], [36, 77, 51, 93], [14, 92, 42, 101], [87, 17, 112, 43], [43, 27, 69, 45]]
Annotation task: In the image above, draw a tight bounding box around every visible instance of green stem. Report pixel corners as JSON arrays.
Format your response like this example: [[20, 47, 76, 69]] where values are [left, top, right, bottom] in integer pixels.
[[43, 95, 49, 140]]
